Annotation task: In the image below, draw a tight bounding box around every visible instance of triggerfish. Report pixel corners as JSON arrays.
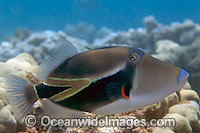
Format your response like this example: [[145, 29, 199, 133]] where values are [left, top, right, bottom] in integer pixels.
[[5, 39, 189, 120]]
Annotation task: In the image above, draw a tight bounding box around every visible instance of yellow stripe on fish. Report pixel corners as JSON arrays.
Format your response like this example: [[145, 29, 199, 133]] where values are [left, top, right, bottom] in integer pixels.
[[46, 77, 93, 102]]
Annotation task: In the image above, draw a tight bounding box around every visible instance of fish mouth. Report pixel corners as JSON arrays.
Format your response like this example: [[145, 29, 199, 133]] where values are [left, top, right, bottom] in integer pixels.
[[131, 54, 188, 95], [177, 69, 189, 84], [129, 54, 190, 109]]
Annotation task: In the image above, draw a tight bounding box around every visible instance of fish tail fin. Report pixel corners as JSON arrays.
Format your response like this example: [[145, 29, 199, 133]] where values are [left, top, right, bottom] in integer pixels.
[[4, 75, 38, 120]]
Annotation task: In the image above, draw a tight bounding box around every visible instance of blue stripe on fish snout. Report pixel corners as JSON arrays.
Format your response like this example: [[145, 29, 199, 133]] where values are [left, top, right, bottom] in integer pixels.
[[177, 69, 189, 84]]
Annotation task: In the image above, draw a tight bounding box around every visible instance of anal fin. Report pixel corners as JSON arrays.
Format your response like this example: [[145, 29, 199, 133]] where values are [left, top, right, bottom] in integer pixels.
[[39, 99, 83, 118]]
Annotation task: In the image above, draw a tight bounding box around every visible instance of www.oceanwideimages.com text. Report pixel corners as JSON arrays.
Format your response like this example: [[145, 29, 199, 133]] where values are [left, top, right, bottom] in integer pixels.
[[25, 115, 176, 129]]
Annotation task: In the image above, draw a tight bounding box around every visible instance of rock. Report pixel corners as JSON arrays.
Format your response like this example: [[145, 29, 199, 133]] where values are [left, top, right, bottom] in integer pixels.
[[163, 113, 192, 133], [187, 100, 200, 111], [0, 41, 16, 61], [143, 15, 159, 33], [0, 100, 4, 110], [14, 28, 30, 41], [167, 93, 179, 107], [168, 103, 199, 132], [0, 53, 38, 84], [0, 77, 5, 88], [179, 90, 199, 103], [182, 82, 191, 90], [65, 22, 112, 43], [26, 33, 46, 46], [17, 119, 26, 132], [0, 30, 89, 63], [168, 104, 190, 117], [7, 53, 38, 66], [179, 30, 195, 45], [0, 124, 7, 133], [156, 128, 175, 133], [191, 37, 200, 46], [6, 53, 38, 73], [0, 88, 6, 100], [155, 40, 180, 54], [98, 127, 120, 133], [152, 40, 180, 64], [4, 105, 11, 113], [144, 98, 169, 120], [0, 107, 17, 133], [1, 41, 13, 49], [0, 62, 16, 77]]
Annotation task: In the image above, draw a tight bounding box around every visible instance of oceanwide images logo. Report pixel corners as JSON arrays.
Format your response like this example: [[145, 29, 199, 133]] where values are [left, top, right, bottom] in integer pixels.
[[24, 115, 176, 129]]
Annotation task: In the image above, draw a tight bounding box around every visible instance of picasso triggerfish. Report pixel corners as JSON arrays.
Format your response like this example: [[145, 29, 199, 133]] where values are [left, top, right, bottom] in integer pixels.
[[5, 39, 189, 120]]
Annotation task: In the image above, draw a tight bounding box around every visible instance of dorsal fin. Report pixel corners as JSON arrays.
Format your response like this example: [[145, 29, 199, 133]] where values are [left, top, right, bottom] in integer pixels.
[[36, 38, 78, 80], [93, 46, 117, 50]]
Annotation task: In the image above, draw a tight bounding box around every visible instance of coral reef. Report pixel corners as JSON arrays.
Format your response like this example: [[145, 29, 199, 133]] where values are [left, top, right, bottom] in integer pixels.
[[93, 16, 200, 52], [0, 16, 200, 132], [0, 53, 199, 133], [65, 22, 112, 43], [0, 30, 89, 63], [0, 16, 200, 91]]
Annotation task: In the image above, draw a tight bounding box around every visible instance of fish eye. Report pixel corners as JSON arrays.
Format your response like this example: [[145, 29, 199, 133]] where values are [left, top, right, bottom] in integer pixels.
[[129, 53, 138, 61]]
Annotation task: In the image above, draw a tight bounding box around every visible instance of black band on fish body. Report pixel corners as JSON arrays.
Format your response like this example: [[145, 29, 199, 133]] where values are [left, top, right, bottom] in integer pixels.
[[35, 83, 71, 98], [56, 70, 131, 112]]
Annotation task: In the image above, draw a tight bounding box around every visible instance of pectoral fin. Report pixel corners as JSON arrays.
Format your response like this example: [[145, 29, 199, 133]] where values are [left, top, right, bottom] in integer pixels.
[[105, 82, 122, 99], [105, 82, 130, 100]]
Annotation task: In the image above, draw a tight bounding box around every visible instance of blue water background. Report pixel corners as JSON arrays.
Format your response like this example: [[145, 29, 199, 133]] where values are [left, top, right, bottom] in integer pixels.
[[0, 0, 200, 38]]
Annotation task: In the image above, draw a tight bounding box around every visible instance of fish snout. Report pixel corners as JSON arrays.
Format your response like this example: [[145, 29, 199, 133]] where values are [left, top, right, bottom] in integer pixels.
[[177, 69, 189, 83]]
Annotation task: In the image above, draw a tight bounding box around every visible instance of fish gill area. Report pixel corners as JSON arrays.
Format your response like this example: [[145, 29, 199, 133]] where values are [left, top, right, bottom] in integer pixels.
[[0, 16, 200, 133]]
